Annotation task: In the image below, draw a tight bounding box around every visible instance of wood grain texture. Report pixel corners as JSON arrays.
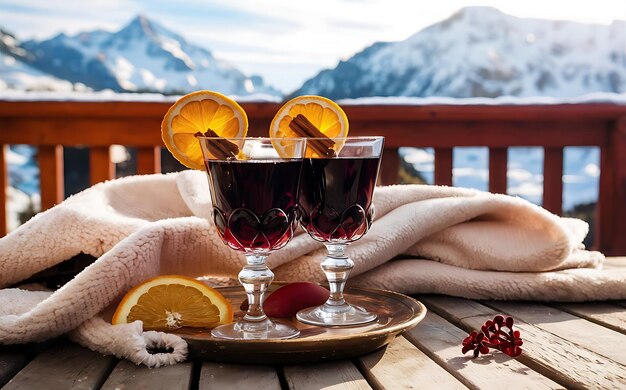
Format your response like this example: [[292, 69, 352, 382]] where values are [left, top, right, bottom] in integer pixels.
[[100, 360, 192, 390], [486, 301, 626, 365], [284, 361, 371, 390], [405, 311, 560, 389], [37, 145, 64, 211], [0, 352, 31, 388], [555, 302, 626, 335], [200, 363, 280, 390], [421, 295, 626, 390], [3, 341, 115, 390], [357, 336, 465, 390]]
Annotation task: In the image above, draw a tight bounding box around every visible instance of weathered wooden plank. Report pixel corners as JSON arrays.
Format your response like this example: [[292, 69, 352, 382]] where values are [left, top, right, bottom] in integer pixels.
[[486, 301, 626, 365], [0, 352, 31, 388], [100, 360, 192, 390], [358, 335, 466, 389], [3, 341, 115, 390], [89, 146, 114, 186], [555, 302, 626, 335], [405, 311, 560, 389], [434, 148, 453, 186], [488, 147, 508, 194], [200, 362, 280, 389], [543, 147, 563, 215], [379, 147, 399, 185], [136, 146, 162, 175], [0, 144, 7, 236], [421, 295, 626, 390], [283, 361, 371, 390], [37, 145, 64, 211]]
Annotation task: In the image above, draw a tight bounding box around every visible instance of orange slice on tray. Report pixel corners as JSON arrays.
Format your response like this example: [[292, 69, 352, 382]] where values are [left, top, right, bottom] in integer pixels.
[[161, 90, 248, 170], [112, 275, 233, 331], [270, 95, 349, 157]]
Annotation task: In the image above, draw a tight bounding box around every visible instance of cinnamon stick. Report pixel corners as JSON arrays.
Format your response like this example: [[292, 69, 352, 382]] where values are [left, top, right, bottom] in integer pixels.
[[288, 114, 336, 157], [194, 129, 239, 159]]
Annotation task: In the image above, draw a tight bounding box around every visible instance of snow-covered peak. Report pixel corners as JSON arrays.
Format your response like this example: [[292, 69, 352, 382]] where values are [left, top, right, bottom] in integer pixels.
[[9, 15, 280, 96], [295, 7, 626, 99], [112, 14, 185, 46]]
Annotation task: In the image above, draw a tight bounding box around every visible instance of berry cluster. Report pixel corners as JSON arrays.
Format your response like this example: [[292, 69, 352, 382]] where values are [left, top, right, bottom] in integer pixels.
[[462, 315, 523, 358]]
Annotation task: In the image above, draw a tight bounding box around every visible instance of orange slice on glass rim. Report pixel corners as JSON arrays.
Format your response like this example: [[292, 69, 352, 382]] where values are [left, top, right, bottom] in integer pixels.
[[112, 275, 233, 331], [269, 95, 349, 157], [161, 90, 248, 169]]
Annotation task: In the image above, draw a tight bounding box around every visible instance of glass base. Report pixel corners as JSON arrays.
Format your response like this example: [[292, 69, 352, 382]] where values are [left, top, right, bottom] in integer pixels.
[[296, 303, 377, 327], [211, 318, 300, 340]]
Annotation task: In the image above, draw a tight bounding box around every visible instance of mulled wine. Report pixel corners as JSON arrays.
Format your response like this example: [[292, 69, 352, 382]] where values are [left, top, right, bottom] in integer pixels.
[[295, 136, 384, 327], [205, 159, 302, 252], [299, 157, 380, 242], [198, 136, 306, 340]]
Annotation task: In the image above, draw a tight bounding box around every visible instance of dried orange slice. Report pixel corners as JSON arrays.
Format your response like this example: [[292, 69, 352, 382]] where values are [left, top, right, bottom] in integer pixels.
[[161, 90, 248, 170], [270, 95, 348, 157], [112, 275, 233, 331]]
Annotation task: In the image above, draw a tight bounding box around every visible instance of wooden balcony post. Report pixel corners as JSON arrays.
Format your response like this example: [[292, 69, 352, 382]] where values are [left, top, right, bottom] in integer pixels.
[[38, 145, 65, 211], [379, 147, 399, 185], [90, 146, 115, 185], [543, 147, 563, 215], [489, 147, 508, 194], [0, 145, 7, 236], [597, 117, 626, 255], [136, 146, 162, 175], [434, 148, 453, 186]]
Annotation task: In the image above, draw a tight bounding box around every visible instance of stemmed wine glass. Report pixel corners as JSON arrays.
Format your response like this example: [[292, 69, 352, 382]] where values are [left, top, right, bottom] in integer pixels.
[[198, 136, 306, 339], [297, 136, 384, 326]]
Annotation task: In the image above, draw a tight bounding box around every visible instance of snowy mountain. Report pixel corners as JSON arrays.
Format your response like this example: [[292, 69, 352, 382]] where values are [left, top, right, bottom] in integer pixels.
[[294, 6, 626, 98], [10, 15, 279, 95], [0, 29, 82, 91]]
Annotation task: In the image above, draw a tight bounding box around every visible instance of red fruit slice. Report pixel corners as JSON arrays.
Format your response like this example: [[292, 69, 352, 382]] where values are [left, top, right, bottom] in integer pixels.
[[240, 282, 330, 318]]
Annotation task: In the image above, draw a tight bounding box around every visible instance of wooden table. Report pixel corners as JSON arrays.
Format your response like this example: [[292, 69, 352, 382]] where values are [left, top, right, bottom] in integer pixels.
[[2, 294, 626, 390]]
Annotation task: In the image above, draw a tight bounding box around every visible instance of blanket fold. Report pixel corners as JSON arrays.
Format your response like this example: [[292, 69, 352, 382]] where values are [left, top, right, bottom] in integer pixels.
[[1, 170, 624, 366]]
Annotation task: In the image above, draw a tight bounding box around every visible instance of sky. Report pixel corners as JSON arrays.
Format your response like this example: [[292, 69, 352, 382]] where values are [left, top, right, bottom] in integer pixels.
[[1, 0, 625, 92]]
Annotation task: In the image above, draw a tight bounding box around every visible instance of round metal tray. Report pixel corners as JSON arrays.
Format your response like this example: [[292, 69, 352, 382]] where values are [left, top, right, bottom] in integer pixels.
[[175, 283, 427, 364]]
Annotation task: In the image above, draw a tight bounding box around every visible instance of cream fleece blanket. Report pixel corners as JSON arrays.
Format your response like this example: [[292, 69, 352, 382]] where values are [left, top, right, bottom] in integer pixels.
[[1, 170, 624, 367]]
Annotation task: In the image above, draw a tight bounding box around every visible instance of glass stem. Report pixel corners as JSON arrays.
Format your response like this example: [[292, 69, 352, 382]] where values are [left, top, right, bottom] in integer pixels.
[[322, 243, 353, 308], [239, 253, 273, 322]]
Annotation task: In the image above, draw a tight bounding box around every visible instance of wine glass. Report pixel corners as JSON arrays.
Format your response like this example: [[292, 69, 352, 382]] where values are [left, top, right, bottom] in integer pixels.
[[198, 136, 306, 339], [297, 136, 384, 326]]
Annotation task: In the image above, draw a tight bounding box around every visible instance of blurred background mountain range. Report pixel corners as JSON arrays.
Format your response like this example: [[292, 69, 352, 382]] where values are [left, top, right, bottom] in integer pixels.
[[2, 7, 625, 97]]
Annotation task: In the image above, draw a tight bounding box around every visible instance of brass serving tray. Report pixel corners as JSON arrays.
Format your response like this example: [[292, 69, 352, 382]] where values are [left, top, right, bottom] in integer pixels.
[[175, 283, 427, 364]]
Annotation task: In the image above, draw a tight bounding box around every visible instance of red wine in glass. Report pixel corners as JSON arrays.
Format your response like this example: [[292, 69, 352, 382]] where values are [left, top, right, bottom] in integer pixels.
[[296, 136, 384, 327], [299, 157, 379, 242], [206, 159, 302, 252], [198, 136, 306, 340]]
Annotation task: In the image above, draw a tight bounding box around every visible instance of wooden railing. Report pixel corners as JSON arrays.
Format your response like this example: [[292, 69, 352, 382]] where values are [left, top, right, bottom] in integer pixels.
[[1, 101, 625, 254]]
